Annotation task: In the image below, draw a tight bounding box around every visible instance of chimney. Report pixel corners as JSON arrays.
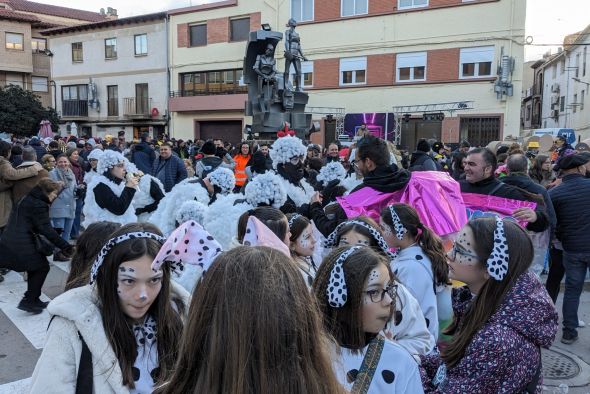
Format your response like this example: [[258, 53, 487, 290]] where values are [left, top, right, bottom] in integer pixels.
[[102, 7, 118, 20]]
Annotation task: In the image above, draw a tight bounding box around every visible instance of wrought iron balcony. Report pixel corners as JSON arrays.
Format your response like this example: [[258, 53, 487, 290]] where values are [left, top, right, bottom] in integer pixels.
[[169, 85, 248, 97], [62, 100, 88, 117], [123, 97, 152, 118]]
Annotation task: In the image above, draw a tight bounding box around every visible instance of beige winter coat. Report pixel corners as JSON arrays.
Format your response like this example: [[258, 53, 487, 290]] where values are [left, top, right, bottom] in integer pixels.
[[0, 156, 40, 227], [30, 282, 190, 394]]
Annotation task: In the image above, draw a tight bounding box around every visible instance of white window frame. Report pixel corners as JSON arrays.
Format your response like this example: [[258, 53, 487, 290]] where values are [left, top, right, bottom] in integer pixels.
[[5, 32, 24, 50], [339, 57, 367, 86], [6, 73, 23, 88], [341, 0, 368, 17], [290, 61, 314, 88], [459, 46, 494, 79], [291, 0, 314, 22], [134, 33, 148, 56], [396, 52, 427, 82], [398, 0, 428, 10], [32, 76, 48, 92]]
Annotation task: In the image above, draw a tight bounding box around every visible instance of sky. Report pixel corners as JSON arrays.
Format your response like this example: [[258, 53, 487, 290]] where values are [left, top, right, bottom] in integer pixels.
[[34, 0, 587, 61]]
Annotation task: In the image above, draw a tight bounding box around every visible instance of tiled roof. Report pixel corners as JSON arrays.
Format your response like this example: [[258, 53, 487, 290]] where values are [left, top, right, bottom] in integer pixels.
[[41, 11, 166, 35], [0, 0, 107, 22], [0, 7, 40, 23]]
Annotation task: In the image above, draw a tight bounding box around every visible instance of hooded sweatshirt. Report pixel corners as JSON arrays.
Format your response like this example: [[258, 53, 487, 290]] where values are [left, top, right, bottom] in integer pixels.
[[419, 272, 558, 393]]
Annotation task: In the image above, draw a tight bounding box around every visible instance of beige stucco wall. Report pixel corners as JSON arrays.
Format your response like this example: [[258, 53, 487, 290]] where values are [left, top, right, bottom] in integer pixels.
[[168, 0, 526, 142], [0, 20, 33, 73]]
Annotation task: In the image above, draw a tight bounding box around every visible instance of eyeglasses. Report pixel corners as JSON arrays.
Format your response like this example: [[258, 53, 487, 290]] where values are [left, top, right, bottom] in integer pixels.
[[289, 156, 301, 165], [114, 163, 125, 168], [364, 282, 396, 303], [448, 242, 480, 263]]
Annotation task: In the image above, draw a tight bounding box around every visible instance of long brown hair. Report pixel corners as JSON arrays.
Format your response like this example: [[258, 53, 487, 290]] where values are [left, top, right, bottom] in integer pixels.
[[237, 206, 288, 243], [312, 246, 393, 352], [157, 246, 344, 394], [65, 221, 121, 291], [95, 223, 184, 388], [381, 203, 450, 286], [441, 217, 533, 369]]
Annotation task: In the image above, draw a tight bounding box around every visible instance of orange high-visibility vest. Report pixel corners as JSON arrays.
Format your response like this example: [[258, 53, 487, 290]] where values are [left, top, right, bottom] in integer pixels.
[[233, 154, 251, 187]]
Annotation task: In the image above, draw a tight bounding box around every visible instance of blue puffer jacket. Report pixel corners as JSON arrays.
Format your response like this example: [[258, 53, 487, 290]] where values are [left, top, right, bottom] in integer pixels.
[[151, 154, 187, 192], [549, 173, 590, 253], [131, 142, 156, 174]]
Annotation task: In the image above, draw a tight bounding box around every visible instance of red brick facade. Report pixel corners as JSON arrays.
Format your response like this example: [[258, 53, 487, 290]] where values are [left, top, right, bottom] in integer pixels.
[[370, 0, 394, 14], [429, 0, 463, 8], [367, 54, 395, 85], [427, 48, 460, 82], [441, 116, 460, 143], [315, 0, 340, 22], [314, 58, 340, 89], [207, 17, 229, 44], [249, 12, 261, 32], [177, 23, 188, 48]]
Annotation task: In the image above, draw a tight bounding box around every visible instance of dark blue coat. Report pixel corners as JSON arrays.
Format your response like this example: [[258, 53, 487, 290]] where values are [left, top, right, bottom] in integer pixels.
[[151, 154, 187, 192], [131, 142, 156, 174], [549, 174, 590, 253]]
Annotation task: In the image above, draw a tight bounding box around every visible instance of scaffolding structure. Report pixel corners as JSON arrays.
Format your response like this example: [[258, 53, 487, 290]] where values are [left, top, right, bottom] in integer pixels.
[[391, 101, 475, 145], [305, 106, 346, 137]]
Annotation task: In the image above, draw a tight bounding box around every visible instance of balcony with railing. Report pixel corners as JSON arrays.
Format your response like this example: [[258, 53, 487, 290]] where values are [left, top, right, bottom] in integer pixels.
[[168, 85, 248, 113], [62, 100, 88, 117], [123, 97, 152, 118]]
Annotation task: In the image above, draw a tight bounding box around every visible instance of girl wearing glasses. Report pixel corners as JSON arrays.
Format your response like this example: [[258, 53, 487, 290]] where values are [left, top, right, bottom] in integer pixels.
[[420, 217, 557, 393], [380, 204, 452, 342], [313, 246, 424, 393], [325, 217, 435, 356]]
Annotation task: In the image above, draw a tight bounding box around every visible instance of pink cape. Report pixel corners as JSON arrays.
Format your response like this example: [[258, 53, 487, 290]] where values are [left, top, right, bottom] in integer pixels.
[[338, 171, 467, 236]]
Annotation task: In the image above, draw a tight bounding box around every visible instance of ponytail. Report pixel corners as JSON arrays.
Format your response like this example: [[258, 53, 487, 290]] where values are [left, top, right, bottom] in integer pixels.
[[381, 203, 449, 286]]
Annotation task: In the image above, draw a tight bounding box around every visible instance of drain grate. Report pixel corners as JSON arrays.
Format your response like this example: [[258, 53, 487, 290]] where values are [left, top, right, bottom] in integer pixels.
[[542, 349, 581, 380]]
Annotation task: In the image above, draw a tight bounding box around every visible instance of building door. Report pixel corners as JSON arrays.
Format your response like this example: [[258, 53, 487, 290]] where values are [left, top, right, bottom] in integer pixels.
[[197, 121, 243, 145], [460, 117, 501, 147], [135, 83, 149, 115]]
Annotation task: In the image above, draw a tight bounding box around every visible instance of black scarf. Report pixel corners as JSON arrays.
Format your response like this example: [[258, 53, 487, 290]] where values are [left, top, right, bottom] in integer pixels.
[[355, 165, 411, 193], [278, 162, 304, 185]]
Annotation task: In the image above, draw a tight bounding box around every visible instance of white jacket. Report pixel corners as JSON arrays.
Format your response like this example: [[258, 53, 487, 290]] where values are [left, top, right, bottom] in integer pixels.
[[30, 283, 189, 394]]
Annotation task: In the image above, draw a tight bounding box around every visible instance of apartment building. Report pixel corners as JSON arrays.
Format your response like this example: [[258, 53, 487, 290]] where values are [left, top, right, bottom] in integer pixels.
[[167, 0, 525, 149], [42, 12, 169, 139], [0, 0, 108, 108]]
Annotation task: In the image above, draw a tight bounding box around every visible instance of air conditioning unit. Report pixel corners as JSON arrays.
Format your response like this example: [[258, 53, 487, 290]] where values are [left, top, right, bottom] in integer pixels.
[[551, 83, 560, 93], [551, 109, 559, 118]]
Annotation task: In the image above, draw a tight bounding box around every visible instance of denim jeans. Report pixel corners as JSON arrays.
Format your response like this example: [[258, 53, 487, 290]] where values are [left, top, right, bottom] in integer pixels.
[[51, 217, 74, 242], [562, 251, 590, 336], [70, 198, 84, 238]]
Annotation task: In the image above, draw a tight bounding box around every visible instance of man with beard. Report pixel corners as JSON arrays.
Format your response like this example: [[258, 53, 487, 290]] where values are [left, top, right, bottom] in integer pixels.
[[309, 135, 411, 237]]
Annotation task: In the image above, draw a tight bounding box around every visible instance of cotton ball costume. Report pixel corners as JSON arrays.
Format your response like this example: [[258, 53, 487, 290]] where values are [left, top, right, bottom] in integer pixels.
[[150, 180, 210, 236], [175, 200, 208, 227], [152, 220, 223, 293], [206, 167, 236, 196], [82, 150, 137, 228], [204, 193, 252, 250], [269, 136, 315, 208], [244, 171, 288, 209], [316, 161, 347, 186]]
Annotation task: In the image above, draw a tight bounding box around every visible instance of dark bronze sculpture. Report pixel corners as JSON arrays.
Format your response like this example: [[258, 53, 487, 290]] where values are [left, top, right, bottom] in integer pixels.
[[284, 18, 308, 92], [243, 22, 312, 139]]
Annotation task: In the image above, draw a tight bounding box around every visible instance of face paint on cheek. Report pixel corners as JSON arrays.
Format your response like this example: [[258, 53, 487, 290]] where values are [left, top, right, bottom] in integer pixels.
[[381, 223, 393, 238]]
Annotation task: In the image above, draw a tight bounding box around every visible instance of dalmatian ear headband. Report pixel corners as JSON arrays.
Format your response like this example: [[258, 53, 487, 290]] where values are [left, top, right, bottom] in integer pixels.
[[486, 216, 509, 281], [89, 232, 167, 284], [327, 246, 363, 308], [324, 220, 397, 260], [387, 205, 407, 240], [288, 213, 301, 229]]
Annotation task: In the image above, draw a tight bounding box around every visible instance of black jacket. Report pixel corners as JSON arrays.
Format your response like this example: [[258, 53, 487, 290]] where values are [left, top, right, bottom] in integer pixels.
[[549, 174, 590, 252], [409, 151, 437, 172], [501, 174, 557, 233], [0, 186, 70, 271], [460, 176, 549, 233], [94, 173, 136, 215], [131, 142, 156, 174]]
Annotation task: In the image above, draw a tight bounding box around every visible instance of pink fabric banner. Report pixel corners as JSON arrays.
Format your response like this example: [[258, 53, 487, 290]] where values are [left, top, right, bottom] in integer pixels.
[[462, 192, 536, 227], [338, 171, 467, 236]]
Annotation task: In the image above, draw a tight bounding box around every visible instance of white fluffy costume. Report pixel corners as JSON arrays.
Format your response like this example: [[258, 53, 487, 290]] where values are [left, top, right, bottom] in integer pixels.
[[204, 172, 287, 250], [82, 150, 137, 228], [269, 136, 315, 209], [133, 174, 166, 222]]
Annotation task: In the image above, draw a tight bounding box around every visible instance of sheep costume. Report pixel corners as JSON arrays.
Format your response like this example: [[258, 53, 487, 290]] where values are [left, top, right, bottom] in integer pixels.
[[204, 171, 288, 250], [131, 168, 166, 223], [317, 161, 362, 193], [150, 167, 236, 237], [83, 149, 104, 184], [269, 136, 315, 211], [82, 150, 137, 228]]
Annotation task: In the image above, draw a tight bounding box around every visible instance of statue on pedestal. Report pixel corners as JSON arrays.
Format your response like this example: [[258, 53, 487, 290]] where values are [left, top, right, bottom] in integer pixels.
[[284, 18, 308, 92], [253, 43, 278, 112]]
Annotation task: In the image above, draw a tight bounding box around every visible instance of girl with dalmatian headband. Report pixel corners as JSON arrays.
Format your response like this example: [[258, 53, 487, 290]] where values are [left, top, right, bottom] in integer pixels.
[[420, 217, 557, 393], [325, 217, 436, 356], [312, 245, 424, 393], [82, 149, 139, 228], [380, 203, 451, 343], [287, 213, 318, 289], [30, 223, 190, 393]]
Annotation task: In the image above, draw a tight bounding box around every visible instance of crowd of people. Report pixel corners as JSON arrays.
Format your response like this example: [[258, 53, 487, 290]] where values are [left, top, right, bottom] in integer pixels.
[[0, 128, 588, 393]]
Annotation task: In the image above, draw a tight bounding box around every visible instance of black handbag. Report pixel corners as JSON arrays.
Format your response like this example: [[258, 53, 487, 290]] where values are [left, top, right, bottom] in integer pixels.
[[15, 198, 55, 256]]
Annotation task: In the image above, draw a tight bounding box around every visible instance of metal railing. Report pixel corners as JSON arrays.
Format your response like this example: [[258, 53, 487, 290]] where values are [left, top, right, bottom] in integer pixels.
[[169, 85, 248, 97], [62, 100, 88, 117], [123, 97, 151, 117]]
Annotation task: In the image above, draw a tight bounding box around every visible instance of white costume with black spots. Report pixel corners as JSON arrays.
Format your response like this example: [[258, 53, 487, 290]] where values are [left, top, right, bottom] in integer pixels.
[[131, 315, 158, 393], [391, 245, 440, 341], [383, 282, 435, 356], [332, 339, 424, 393]]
